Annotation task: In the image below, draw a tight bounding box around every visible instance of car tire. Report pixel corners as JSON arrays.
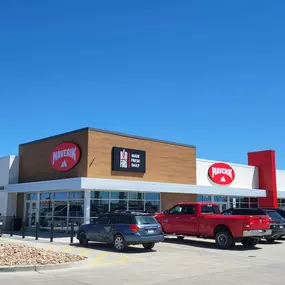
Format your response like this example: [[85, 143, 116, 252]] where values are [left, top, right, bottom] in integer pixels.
[[215, 231, 235, 249], [78, 232, 88, 246], [114, 234, 126, 252], [241, 238, 258, 247], [177, 236, 185, 241], [142, 242, 155, 250]]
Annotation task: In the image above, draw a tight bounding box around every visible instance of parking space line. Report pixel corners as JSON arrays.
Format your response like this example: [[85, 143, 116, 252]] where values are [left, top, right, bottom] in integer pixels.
[[46, 246, 55, 251], [93, 252, 109, 262], [62, 248, 71, 252], [80, 250, 89, 255], [88, 256, 144, 267]]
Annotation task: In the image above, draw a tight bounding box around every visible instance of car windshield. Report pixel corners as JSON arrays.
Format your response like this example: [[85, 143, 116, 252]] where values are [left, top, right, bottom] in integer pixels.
[[135, 215, 157, 225], [266, 211, 284, 220]]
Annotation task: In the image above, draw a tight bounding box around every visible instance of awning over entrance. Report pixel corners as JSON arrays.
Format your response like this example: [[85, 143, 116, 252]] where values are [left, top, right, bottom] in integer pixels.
[[5, 177, 267, 197]]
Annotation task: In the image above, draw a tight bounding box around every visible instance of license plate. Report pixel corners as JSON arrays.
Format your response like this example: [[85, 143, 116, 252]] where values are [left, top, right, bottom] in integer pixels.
[[147, 230, 155, 234]]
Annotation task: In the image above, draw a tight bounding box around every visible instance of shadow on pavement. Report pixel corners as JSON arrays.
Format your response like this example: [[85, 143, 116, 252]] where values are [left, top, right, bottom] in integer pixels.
[[163, 237, 262, 251], [258, 240, 283, 245], [70, 242, 157, 254]]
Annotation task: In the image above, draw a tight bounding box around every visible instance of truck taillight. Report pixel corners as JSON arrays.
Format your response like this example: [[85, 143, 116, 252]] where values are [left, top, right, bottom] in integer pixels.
[[243, 218, 252, 229], [130, 224, 139, 233]]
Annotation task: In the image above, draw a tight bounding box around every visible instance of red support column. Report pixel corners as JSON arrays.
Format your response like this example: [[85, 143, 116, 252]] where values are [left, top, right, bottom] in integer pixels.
[[247, 150, 278, 208]]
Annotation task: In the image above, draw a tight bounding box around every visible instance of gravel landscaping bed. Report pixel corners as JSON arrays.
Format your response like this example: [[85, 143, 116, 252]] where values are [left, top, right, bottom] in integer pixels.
[[0, 243, 87, 266]]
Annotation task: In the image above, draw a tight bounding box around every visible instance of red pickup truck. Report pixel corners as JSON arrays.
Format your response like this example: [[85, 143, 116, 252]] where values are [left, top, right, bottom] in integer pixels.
[[154, 202, 272, 249]]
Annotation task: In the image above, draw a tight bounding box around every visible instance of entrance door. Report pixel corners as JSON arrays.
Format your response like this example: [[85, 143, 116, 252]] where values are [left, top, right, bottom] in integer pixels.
[[25, 201, 37, 228]]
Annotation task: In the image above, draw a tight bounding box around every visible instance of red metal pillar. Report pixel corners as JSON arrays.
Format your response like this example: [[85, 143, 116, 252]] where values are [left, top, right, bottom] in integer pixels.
[[247, 150, 278, 208]]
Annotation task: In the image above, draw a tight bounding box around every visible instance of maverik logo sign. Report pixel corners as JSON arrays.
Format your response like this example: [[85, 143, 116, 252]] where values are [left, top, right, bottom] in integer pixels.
[[50, 142, 81, 172], [208, 162, 235, 185]]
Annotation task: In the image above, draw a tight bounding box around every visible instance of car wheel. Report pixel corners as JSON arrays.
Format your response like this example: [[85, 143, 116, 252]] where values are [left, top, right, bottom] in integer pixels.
[[241, 238, 258, 247], [142, 242, 155, 250], [215, 231, 235, 249], [114, 234, 126, 251], [78, 232, 88, 246], [177, 236, 185, 241]]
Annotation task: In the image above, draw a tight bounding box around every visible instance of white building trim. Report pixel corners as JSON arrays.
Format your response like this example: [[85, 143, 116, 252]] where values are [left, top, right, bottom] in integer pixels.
[[277, 191, 285, 199], [4, 177, 267, 197]]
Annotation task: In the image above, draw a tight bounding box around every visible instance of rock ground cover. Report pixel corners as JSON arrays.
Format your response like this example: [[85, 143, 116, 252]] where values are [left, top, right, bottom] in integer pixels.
[[0, 243, 86, 266]]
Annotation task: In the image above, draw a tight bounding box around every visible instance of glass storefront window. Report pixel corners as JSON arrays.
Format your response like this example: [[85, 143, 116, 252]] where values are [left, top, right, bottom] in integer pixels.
[[198, 195, 211, 202], [40, 193, 53, 200], [250, 197, 258, 203], [53, 201, 68, 217], [128, 200, 144, 211], [213, 196, 227, 203], [128, 192, 144, 200], [69, 191, 84, 200], [69, 218, 84, 230], [145, 201, 160, 213], [91, 191, 109, 200], [90, 200, 109, 217], [54, 192, 68, 200], [69, 200, 84, 217], [145, 193, 160, 200], [34, 190, 161, 231], [110, 192, 127, 200], [110, 200, 127, 212], [26, 193, 37, 200]]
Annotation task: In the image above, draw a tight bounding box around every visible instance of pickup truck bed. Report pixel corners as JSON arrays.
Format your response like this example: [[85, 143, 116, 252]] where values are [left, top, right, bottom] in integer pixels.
[[154, 202, 272, 249]]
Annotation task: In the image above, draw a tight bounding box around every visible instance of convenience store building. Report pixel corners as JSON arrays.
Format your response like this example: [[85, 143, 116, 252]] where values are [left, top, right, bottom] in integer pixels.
[[1, 127, 285, 230]]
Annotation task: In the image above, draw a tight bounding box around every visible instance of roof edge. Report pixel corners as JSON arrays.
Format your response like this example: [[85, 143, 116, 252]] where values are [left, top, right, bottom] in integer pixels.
[[19, 127, 196, 149], [88, 127, 195, 148], [19, 128, 89, 146]]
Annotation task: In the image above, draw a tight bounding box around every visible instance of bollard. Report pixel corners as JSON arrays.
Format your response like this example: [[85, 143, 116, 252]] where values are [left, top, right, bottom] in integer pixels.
[[50, 223, 54, 242], [10, 219, 14, 237], [35, 222, 39, 240], [70, 223, 74, 244], [22, 222, 25, 239]]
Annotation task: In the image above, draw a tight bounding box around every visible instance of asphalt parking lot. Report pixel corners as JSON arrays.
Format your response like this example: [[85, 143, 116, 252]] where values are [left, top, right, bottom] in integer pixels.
[[1, 235, 285, 285]]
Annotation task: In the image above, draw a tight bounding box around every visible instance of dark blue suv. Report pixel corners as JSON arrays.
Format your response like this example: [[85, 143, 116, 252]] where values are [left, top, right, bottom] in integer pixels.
[[77, 211, 164, 251]]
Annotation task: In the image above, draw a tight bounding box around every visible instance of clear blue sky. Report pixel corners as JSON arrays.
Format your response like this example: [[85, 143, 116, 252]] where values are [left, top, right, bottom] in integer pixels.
[[1, 0, 284, 168]]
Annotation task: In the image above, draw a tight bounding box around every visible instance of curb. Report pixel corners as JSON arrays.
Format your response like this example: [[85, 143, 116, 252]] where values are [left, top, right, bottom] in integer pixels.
[[0, 259, 89, 272]]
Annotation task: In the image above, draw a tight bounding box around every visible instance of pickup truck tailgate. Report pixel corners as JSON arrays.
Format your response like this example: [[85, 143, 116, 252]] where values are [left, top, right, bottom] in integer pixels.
[[245, 215, 270, 230]]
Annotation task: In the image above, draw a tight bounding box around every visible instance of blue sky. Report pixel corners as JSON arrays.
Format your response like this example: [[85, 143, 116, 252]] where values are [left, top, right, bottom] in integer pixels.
[[0, 0, 284, 168]]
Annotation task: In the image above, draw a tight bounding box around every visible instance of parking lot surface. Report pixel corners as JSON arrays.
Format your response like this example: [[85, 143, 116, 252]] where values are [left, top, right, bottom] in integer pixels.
[[1, 235, 285, 284]]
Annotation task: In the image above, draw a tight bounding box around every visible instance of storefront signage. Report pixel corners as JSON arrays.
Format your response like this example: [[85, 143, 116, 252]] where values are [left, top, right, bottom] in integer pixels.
[[112, 147, 146, 173], [208, 162, 235, 185], [50, 142, 81, 172]]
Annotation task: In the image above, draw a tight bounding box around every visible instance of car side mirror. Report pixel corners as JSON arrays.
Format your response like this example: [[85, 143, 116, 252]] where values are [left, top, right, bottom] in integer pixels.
[[164, 210, 169, 214]]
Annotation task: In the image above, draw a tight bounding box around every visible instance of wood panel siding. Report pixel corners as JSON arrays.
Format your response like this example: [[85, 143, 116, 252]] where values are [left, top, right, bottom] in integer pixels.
[[18, 129, 89, 183], [87, 130, 196, 184], [161, 193, 197, 211]]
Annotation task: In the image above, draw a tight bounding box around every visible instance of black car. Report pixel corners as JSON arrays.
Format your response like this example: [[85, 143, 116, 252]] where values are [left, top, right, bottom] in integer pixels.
[[222, 208, 285, 242], [263, 208, 285, 219]]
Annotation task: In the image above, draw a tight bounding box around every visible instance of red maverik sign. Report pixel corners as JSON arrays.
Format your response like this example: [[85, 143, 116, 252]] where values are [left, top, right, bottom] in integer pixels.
[[208, 162, 235, 185], [50, 142, 81, 172]]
